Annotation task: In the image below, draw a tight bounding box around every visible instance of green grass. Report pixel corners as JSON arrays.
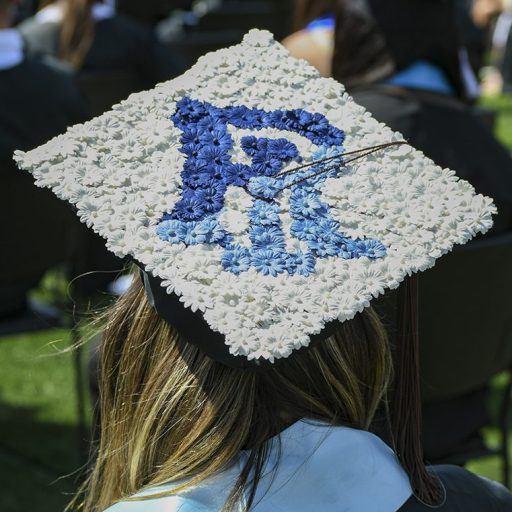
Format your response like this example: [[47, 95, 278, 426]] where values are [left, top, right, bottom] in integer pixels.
[[0, 329, 91, 511], [480, 93, 512, 150], [467, 430, 505, 483]]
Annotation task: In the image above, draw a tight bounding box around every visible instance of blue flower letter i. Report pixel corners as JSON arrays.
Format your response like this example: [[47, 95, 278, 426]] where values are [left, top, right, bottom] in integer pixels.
[[157, 97, 386, 277]]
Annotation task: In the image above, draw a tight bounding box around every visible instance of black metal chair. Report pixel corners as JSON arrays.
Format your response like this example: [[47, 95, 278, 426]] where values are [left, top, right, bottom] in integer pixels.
[[375, 232, 512, 486], [0, 183, 124, 464], [0, 165, 79, 331]]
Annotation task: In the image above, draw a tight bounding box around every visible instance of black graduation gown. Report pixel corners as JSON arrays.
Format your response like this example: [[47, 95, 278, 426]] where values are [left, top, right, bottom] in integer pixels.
[[399, 465, 512, 511], [0, 57, 87, 315], [18, 15, 182, 86], [351, 85, 512, 236]]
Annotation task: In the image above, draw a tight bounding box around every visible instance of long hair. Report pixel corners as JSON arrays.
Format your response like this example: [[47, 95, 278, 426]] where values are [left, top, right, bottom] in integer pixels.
[[75, 274, 393, 512], [58, 0, 95, 69], [332, 0, 396, 89]]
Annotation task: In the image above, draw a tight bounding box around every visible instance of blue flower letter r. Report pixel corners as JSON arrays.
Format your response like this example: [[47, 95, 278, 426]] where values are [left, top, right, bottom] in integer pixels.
[[157, 97, 386, 277]]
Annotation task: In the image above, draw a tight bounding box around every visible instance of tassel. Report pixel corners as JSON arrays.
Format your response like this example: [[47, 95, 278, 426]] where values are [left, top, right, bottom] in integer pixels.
[[392, 275, 443, 505]]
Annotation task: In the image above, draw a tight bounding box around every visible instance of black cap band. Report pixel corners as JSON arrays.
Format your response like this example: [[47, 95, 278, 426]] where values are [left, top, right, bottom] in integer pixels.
[[141, 269, 341, 369]]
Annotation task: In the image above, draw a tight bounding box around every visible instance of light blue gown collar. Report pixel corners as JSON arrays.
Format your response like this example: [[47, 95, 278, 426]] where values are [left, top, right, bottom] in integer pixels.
[[106, 421, 413, 512], [0, 29, 24, 70], [305, 14, 336, 32], [384, 60, 456, 97]]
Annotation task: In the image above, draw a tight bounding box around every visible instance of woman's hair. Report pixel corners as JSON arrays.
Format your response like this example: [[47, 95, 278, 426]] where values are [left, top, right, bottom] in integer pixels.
[[331, 0, 395, 89], [77, 274, 393, 512], [60, 2, 450, 500], [293, 0, 337, 30], [57, 0, 96, 69]]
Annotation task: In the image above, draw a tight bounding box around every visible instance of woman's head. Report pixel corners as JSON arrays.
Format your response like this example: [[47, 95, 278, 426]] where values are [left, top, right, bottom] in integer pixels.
[[82, 273, 392, 511], [332, 0, 464, 96]]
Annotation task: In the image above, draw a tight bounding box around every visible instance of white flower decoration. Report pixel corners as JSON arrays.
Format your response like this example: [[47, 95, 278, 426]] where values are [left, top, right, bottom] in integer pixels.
[[14, 29, 496, 362]]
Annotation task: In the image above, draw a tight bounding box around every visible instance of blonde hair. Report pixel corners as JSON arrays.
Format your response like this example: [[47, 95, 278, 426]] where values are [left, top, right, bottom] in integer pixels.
[[76, 274, 393, 511]]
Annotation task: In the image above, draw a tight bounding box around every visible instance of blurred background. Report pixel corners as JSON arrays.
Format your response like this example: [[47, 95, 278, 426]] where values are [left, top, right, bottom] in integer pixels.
[[1, 0, 512, 510]]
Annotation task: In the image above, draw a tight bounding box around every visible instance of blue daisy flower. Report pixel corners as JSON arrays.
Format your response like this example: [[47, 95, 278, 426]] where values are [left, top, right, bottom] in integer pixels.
[[209, 105, 229, 123], [199, 128, 232, 151], [221, 245, 251, 275], [281, 168, 314, 189], [173, 98, 208, 124], [180, 128, 202, 146], [307, 238, 342, 257], [226, 106, 265, 128], [224, 163, 252, 187], [297, 109, 315, 126], [317, 218, 341, 237], [249, 200, 280, 226], [185, 98, 208, 116], [173, 198, 206, 222], [191, 172, 217, 188], [361, 240, 387, 259], [239, 164, 258, 182], [336, 238, 358, 259], [156, 219, 187, 244], [247, 176, 283, 200], [290, 219, 320, 241], [197, 217, 230, 245], [290, 189, 324, 218], [251, 225, 286, 250], [240, 136, 259, 157], [183, 221, 210, 245], [180, 186, 202, 202], [197, 145, 231, 168], [196, 116, 217, 133], [181, 142, 201, 158], [316, 228, 342, 246], [182, 159, 207, 176], [267, 138, 299, 160], [285, 250, 316, 276], [251, 248, 286, 277], [270, 109, 301, 130], [252, 152, 283, 176], [182, 172, 205, 189], [195, 185, 226, 212]]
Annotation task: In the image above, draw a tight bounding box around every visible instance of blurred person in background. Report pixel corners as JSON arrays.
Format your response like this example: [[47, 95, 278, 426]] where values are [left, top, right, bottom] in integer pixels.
[[17, 0, 184, 298], [282, 0, 336, 77], [332, 0, 512, 235], [331, 0, 512, 466], [472, 0, 503, 28], [493, 0, 512, 91], [467, 0, 504, 92], [18, 0, 180, 84], [284, 0, 484, 100], [0, 0, 87, 319], [455, 0, 491, 81]]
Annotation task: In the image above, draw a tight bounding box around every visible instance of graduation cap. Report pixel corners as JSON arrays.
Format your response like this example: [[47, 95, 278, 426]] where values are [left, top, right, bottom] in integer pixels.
[[14, 29, 495, 503]]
